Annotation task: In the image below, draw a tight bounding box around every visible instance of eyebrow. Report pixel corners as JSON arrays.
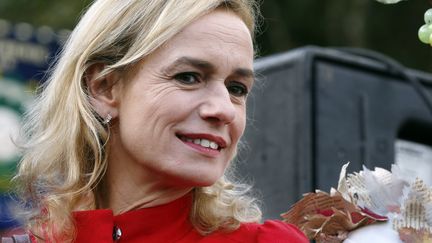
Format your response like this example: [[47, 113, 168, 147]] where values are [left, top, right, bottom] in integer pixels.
[[163, 56, 255, 79], [233, 67, 255, 80], [163, 57, 214, 73]]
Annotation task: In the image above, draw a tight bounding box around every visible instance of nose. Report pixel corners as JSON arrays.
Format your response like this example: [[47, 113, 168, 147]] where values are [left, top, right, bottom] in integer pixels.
[[198, 83, 236, 125]]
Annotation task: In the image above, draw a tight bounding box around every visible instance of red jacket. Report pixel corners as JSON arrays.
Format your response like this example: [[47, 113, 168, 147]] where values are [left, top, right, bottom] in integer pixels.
[[69, 194, 308, 242]]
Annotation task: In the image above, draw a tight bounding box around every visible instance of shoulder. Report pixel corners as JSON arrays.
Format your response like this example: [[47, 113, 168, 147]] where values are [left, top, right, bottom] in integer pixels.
[[198, 220, 308, 243]]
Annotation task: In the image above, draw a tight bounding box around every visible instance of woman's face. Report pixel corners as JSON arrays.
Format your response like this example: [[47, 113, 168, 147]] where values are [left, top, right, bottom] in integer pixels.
[[110, 10, 254, 187]]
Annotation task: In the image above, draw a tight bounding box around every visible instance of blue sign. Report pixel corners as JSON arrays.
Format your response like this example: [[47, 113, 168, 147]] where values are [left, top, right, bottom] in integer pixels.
[[0, 19, 66, 230]]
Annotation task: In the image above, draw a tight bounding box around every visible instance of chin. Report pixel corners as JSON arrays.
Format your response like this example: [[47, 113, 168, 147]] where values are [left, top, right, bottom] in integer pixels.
[[192, 175, 222, 187], [194, 178, 219, 187]]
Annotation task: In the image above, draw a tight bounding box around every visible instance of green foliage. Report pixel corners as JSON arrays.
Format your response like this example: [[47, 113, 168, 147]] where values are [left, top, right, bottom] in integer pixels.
[[418, 9, 432, 45]]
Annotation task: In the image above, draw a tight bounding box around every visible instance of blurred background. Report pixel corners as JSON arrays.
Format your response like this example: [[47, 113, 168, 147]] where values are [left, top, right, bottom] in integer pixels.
[[1, 0, 432, 232], [1, 0, 432, 69]]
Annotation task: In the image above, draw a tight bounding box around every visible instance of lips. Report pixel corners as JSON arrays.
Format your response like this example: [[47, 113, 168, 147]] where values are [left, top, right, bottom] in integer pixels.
[[176, 133, 227, 151]]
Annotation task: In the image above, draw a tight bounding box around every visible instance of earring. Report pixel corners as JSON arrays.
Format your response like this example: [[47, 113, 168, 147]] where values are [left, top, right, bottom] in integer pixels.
[[102, 113, 112, 125]]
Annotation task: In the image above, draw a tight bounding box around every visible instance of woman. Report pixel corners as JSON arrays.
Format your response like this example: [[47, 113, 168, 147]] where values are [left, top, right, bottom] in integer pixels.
[[12, 0, 308, 242]]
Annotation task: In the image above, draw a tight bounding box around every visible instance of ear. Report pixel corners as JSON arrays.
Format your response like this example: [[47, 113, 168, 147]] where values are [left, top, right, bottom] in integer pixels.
[[85, 64, 121, 120]]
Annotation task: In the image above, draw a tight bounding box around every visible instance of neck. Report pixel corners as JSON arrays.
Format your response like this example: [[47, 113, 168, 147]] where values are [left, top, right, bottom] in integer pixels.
[[102, 140, 192, 215], [108, 181, 192, 215]]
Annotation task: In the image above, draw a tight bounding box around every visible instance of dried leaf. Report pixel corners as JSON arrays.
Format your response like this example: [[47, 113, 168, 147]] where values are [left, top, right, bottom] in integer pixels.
[[281, 191, 386, 241], [283, 164, 432, 242]]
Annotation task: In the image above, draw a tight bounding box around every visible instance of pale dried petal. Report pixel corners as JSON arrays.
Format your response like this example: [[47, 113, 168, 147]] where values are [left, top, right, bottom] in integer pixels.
[[337, 162, 350, 194], [393, 179, 432, 234], [398, 228, 432, 243], [426, 203, 432, 226], [344, 165, 407, 215]]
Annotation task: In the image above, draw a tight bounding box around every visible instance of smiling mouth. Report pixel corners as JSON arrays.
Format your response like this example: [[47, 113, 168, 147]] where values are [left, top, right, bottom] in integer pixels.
[[177, 135, 221, 151], [175, 133, 228, 152]]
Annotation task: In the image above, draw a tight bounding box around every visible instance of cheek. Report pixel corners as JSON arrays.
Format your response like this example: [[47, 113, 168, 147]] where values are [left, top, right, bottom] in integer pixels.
[[120, 84, 183, 124], [232, 107, 247, 142]]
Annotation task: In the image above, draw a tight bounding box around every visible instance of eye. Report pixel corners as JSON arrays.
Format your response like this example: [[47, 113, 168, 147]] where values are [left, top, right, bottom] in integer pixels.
[[174, 72, 201, 85], [227, 81, 248, 97]]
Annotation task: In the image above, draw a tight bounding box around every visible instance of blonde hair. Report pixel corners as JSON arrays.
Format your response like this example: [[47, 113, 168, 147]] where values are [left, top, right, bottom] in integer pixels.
[[15, 0, 261, 241]]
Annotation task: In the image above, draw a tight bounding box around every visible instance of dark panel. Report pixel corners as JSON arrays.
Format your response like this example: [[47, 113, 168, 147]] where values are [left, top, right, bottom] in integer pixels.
[[239, 46, 432, 220], [314, 59, 432, 191]]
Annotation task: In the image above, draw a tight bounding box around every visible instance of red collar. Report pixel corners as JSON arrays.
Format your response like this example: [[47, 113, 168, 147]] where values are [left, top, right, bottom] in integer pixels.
[[73, 193, 194, 242]]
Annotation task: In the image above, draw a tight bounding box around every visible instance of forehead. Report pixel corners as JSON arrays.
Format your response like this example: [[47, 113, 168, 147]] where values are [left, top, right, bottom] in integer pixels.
[[146, 10, 254, 70], [178, 10, 252, 46]]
